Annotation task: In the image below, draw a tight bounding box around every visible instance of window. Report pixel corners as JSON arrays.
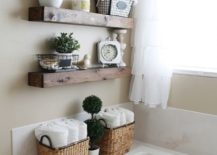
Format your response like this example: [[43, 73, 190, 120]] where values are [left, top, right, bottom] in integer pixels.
[[158, 0, 217, 71]]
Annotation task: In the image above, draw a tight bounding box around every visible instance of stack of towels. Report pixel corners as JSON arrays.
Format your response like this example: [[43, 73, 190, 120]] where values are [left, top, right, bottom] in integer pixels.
[[35, 119, 87, 148], [97, 107, 134, 128]]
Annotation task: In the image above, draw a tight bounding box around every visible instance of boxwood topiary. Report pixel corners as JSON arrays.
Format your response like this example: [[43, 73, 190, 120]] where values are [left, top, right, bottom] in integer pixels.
[[82, 95, 105, 150], [85, 118, 105, 150], [82, 95, 102, 119]]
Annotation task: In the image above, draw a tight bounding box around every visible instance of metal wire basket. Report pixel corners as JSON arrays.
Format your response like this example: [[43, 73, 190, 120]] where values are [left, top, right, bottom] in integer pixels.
[[37, 54, 79, 72], [96, 0, 111, 15], [96, 0, 133, 17]]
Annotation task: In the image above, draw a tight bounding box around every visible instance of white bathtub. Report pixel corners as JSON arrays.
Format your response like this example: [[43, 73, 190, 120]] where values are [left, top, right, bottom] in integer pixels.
[[133, 104, 217, 155], [127, 141, 187, 155]]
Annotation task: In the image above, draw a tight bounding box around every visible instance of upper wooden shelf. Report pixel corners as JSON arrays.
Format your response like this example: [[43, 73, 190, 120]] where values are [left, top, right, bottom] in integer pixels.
[[28, 67, 131, 88], [28, 7, 134, 29]]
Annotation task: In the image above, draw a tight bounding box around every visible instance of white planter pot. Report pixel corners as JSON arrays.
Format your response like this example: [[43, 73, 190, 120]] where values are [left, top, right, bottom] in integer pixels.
[[55, 52, 73, 59], [88, 147, 100, 155], [55, 52, 73, 69], [39, 0, 63, 8]]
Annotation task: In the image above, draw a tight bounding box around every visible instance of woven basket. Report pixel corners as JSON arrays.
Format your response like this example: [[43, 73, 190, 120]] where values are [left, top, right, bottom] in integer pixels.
[[37, 135, 89, 155], [98, 122, 135, 155]]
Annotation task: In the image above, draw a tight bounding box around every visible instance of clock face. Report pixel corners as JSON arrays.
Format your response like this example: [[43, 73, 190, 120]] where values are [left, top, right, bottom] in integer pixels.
[[101, 44, 118, 62]]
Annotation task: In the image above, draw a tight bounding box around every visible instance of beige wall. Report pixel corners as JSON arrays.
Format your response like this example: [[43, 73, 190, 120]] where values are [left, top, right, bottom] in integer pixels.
[[2, 0, 217, 155], [0, 0, 131, 154], [169, 74, 217, 115]]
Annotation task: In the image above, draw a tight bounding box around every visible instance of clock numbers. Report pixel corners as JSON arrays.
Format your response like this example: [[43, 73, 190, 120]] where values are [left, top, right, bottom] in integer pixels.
[[101, 45, 118, 62]]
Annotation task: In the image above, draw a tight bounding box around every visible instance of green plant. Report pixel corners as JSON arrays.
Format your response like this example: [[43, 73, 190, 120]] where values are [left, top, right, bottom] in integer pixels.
[[82, 95, 105, 150], [53, 33, 80, 53]]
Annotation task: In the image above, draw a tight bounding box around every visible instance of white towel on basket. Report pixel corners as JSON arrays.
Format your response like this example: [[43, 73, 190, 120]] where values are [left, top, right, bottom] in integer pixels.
[[35, 118, 87, 148], [97, 107, 135, 128], [35, 122, 68, 148]]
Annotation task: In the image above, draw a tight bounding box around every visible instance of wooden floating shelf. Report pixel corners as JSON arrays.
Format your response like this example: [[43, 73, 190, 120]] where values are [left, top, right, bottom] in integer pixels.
[[29, 7, 134, 29], [28, 67, 131, 88]]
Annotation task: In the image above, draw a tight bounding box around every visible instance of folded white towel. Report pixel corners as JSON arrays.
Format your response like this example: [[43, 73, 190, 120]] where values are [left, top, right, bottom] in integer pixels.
[[35, 122, 68, 148]]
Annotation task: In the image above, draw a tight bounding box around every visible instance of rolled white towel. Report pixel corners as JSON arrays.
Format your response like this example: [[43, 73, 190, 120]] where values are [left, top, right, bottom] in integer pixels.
[[109, 109, 126, 126], [35, 122, 68, 148], [119, 111, 127, 126], [117, 108, 134, 124], [78, 122, 87, 140], [67, 119, 87, 141], [99, 112, 121, 128], [104, 108, 127, 126], [55, 120, 79, 144]]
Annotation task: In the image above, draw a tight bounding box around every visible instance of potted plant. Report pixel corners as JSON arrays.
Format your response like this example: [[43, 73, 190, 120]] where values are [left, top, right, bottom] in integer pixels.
[[52, 33, 80, 68], [82, 95, 105, 155]]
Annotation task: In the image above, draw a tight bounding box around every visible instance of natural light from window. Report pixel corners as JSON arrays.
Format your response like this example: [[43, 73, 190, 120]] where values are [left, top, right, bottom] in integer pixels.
[[158, 0, 217, 71]]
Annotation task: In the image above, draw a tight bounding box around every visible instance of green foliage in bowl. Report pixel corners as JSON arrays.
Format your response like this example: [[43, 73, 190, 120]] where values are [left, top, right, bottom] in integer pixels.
[[53, 33, 80, 53]]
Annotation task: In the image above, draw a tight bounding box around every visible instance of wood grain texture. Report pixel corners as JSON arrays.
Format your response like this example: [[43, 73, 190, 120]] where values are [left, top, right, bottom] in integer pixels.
[[29, 7, 134, 29], [28, 67, 131, 88]]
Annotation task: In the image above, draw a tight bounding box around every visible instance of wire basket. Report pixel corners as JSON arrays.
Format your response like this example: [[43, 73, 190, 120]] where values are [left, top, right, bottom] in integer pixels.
[[96, 0, 134, 17], [37, 54, 79, 72], [96, 0, 111, 15]]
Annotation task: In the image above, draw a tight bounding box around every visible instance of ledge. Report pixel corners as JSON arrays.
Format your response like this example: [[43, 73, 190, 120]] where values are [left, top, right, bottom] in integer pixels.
[[28, 67, 131, 88], [29, 7, 134, 29]]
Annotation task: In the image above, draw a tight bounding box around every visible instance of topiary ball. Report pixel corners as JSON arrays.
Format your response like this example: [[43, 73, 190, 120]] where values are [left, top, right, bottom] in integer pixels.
[[82, 95, 102, 115]]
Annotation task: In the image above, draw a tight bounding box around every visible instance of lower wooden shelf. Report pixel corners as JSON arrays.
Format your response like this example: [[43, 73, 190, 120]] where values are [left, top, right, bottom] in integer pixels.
[[28, 67, 131, 88]]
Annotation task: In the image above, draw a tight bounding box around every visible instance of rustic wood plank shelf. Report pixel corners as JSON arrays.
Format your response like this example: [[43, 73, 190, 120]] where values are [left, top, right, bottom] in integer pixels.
[[28, 67, 131, 88], [29, 7, 134, 29]]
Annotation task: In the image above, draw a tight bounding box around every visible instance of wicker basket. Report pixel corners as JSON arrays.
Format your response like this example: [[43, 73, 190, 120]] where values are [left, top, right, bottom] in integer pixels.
[[98, 122, 135, 155], [37, 135, 89, 155]]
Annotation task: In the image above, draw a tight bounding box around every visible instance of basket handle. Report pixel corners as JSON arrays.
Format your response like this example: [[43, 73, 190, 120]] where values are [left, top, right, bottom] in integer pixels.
[[39, 135, 53, 148], [98, 118, 108, 128]]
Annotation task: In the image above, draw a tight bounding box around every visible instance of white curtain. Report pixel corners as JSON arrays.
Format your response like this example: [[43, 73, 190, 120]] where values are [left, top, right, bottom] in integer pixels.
[[130, 0, 172, 108]]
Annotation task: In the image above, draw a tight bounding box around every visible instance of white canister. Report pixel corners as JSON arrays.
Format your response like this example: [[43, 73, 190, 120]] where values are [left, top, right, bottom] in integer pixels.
[[39, 0, 63, 8], [72, 0, 90, 12]]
